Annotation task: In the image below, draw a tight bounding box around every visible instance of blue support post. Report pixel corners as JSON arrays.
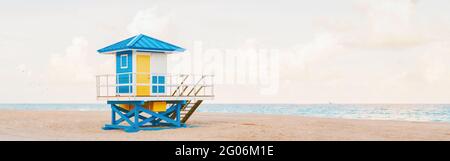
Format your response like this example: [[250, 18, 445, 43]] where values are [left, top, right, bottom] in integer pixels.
[[112, 105, 135, 126], [134, 103, 139, 128], [111, 104, 116, 125], [176, 103, 181, 127], [103, 100, 188, 132]]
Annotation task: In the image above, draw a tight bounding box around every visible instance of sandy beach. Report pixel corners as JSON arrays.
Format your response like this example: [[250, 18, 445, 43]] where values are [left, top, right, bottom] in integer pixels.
[[0, 110, 449, 141]]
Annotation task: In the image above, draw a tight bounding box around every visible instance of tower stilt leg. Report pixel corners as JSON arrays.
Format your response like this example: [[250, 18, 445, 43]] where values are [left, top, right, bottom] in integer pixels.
[[103, 100, 187, 132]]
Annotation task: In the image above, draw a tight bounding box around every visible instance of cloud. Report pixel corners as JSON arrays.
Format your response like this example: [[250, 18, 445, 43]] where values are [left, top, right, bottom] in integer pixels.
[[418, 41, 450, 83], [17, 64, 32, 77], [310, 0, 428, 49], [295, 0, 449, 62], [126, 7, 172, 38], [48, 37, 94, 83], [348, 0, 426, 48], [290, 0, 427, 70], [280, 0, 450, 103], [293, 33, 343, 63]]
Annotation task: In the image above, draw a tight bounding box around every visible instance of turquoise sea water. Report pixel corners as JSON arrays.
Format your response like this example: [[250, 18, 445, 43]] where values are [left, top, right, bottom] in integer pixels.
[[0, 104, 449, 123]]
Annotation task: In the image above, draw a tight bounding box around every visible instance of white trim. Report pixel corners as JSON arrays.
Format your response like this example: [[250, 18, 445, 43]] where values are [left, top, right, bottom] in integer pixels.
[[120, 54, 128, 69], [114, 52, 117, 76], [114, 93, 134, 96], [132, 51, 137, 96], [126, 34, 142, 46]]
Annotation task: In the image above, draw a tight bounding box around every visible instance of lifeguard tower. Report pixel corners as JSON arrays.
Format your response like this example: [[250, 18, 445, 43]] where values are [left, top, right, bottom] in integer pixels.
[[96, 34, 214, 132]]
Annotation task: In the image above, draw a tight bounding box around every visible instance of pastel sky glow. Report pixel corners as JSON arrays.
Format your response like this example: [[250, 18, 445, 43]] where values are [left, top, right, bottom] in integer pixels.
[[1, 0, 450, 103]]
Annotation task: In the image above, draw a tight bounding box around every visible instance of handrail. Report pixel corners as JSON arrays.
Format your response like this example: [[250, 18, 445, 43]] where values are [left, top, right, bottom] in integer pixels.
[[186, 75, 206, 96], [96, 73, 214, 99], [179, 86, 190, 96], [194, 86, 204, 96], [171, 75, 189, 96]]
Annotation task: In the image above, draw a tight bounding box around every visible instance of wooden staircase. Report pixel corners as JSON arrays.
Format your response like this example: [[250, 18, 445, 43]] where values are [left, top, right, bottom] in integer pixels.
[[179, 100, 203, 123], [170, 75, 206, 123]]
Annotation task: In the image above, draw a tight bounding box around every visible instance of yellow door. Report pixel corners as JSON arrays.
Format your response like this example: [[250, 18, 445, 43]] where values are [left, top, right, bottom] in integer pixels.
[[136, 55, 150, 96]]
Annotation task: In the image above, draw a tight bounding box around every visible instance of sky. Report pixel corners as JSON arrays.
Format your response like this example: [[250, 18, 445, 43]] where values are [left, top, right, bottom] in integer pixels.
[[1, 0, 450, 104]]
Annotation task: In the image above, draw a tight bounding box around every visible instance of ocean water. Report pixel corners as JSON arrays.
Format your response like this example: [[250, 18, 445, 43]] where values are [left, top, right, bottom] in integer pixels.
[[0, 104, 449, 123]]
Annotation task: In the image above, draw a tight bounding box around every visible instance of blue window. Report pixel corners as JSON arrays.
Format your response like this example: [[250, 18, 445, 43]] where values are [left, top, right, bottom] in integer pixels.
[[158, 76, 165, 84], [152, 85, 158, 93], [152, 76, 165, 94], [158, 85, 165, 93], [152, 76, 158, 84]]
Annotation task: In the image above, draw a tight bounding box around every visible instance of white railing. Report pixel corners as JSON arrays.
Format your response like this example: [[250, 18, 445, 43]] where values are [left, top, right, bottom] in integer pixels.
[[96, 73, 214, 100]]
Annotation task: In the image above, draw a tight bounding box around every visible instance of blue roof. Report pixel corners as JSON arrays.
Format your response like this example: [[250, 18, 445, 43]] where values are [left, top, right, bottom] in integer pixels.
[[97, 34, 185, 53]]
